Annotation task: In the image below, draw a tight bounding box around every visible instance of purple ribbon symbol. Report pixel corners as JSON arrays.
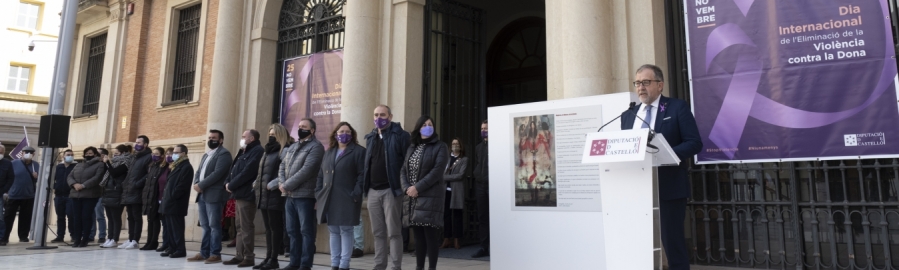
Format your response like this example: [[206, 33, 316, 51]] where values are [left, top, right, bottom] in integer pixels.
[[704, 0, 897, 159]]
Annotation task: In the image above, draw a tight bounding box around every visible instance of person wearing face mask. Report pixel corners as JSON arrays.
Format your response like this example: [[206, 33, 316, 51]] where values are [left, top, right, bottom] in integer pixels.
[[400, 115, 448, 270], [441, 138, 468, 250], [139, 147, 168, 250], [120, 135, 152, 249], [67, 147, 106, 248], [89, 149, 109, 244], [160, 144, 194, 259], [0, 145, 13, 246], [3, 146, 40, 244], [100, 145, 132, 248], [253, 124, 293, 270], [363, 105, 411, 270], [221, 129, 264, 267], [188, 129, 233, 264], [278, 118, 325, 270], [51, 149, 78, 243], [152, 147, 174, 253], [315, 122, 365, 270]]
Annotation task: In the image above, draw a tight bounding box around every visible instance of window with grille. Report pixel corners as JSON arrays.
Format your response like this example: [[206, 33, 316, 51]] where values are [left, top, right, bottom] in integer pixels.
[[15, 2, 40, 29], [6, 65, 31, 94], [168, 4, 201, 104], [79, 33, 107, 116]]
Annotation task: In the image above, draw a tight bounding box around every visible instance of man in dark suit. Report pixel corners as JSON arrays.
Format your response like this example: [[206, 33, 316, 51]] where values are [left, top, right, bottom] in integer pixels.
[[621, 64, 702, 270], [188, 129, 233, 264]]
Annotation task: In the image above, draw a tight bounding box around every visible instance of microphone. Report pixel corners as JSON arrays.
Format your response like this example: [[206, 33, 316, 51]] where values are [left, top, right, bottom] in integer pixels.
[[596, 101, 659, 151]]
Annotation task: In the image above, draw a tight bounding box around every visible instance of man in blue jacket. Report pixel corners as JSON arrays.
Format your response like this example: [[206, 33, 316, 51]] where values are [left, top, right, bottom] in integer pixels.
[[51, 149, 77, 243], [621, 64, 702, 270], [0, 145, 13, 246], [3, 146, 40, 244], [363, 105, 411, 270]]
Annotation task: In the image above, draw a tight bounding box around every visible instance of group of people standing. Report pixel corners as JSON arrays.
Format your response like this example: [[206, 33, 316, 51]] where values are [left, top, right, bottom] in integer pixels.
[[0, 104, 491, 270]]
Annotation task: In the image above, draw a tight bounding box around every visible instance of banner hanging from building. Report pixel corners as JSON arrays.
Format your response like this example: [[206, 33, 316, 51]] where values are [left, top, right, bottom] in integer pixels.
[[281, 50, 343, 149], [685, 0, 899, 163]]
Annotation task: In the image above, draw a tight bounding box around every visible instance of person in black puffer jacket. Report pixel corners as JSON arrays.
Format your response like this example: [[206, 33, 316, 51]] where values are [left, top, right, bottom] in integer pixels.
[[252, 124, 292, 270], [401, 115, 449, 270], [100, 144, 132, 248], [139, 147, 168, 250], [224, 130, 264, 267], [67, 147, 106, 248], [121, 135, 152, 249]]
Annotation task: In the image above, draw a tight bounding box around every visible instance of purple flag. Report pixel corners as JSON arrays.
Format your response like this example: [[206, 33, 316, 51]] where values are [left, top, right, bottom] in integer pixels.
[[9, 137, 28, 160]]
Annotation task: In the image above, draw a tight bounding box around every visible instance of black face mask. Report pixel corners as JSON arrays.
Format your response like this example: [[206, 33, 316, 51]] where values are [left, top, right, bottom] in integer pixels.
[[84, 155, 95, 161], [268, 136, 277, 144], [208, 140, 220, 149], [297, 128, 312, 140]]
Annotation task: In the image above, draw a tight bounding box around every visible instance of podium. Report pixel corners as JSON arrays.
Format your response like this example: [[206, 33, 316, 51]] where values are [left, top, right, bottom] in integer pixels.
[[582, 129, 680, 269]]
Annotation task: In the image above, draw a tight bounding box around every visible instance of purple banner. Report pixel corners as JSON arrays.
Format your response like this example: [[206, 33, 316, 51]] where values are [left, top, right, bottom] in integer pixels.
[[685, 0, 899, 163], [281, 50, 344, 149]]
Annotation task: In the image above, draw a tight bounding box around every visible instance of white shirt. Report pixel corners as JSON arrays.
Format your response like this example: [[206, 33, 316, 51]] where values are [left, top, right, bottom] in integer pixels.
[[199, 147, 219, 181], [632, 97, 660, 131]]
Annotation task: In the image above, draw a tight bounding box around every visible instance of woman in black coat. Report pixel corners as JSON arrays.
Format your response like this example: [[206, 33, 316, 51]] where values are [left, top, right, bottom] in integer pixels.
[[67, 147, 106, 248], [139, 147, 168, 250], [401, 115, 449, 270], [159, 144, 194, 258], [316, 122, 365, 270], [252, 123, 292, 270], [100, 144, 132, 248]]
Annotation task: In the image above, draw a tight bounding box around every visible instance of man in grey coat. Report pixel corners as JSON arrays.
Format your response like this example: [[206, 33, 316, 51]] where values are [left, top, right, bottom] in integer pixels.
[[187, 130, 233, 264], [278, 118, 325, 270]]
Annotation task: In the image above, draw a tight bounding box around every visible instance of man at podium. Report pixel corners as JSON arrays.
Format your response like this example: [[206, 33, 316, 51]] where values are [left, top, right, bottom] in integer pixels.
[[620, 64, 702, 270]]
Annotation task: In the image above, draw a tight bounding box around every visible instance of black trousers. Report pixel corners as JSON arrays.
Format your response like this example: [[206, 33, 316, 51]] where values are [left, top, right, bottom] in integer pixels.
[[53, 195, 70, 240], [71, 198, 99, 244], [411, 226, 440, 269], [146, 207, 162, 246], [4, 198, 34, 241], [125, 204, 143, 242], [164, 214, 186, 254], [660, 198, 689, 270], [104, 206, 123, 242], [261, 209, 284, 260], [443, 191, 463, 238], [474, 180, 490, 251]]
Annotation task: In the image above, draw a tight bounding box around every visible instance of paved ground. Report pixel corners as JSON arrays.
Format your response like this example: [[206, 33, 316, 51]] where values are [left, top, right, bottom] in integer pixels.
[[0, 236, 490, 270]]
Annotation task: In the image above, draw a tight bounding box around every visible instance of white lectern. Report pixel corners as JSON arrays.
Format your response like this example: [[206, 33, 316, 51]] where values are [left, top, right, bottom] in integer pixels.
[[582, 130, 680, 270]]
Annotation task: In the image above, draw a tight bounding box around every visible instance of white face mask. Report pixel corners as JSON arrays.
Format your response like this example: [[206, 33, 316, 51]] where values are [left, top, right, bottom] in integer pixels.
[[23, 153, 33, 160], [172, 154, 181, 161], [240, 139, 247, 149]]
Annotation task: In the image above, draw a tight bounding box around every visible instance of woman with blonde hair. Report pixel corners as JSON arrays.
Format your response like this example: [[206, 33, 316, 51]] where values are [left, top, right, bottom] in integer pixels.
[[252, 123, 294, 270]]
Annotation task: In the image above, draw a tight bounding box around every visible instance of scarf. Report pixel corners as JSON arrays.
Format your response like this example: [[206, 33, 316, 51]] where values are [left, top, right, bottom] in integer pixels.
[[100, 153, 133, 187], [169, 156, 190, 171]]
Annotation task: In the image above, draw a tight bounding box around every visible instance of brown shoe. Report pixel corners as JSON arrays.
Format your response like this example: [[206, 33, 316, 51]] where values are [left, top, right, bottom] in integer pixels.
[[439, 238, 451, 249], [237, 258, 255, 268], [187, 253, 206, 262], [205, 255, 222, 264], [222, 257, 242, 265]]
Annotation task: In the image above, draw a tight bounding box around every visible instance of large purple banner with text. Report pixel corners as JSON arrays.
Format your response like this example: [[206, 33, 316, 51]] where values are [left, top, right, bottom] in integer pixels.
[[281, 50, 343, 149], [686, 0, 899, 163]]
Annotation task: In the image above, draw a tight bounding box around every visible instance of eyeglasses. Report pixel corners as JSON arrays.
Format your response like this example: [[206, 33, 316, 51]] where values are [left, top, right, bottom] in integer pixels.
[[633, 80, 661, 87]]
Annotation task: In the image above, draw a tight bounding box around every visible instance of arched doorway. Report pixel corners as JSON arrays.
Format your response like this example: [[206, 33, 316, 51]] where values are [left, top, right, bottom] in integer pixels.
[[272, 0, 345, 123], [486, 17, 547, 107]]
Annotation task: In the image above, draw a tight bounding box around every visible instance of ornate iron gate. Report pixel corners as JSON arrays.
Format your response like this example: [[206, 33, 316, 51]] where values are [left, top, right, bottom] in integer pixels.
[[664, 0, 899, 269], [422, 0, 485, 244]]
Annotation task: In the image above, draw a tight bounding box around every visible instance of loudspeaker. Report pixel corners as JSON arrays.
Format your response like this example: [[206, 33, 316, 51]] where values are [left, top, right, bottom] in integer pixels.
[[38, 115, 71, 148]]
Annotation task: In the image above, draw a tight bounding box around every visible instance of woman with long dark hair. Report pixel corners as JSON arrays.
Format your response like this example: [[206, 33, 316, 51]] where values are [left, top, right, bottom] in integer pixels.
[[100, 144, 132, 248], [316, 122, 365, 270], [252, 123, 293, 270], [441, 138, 468, 249], [140, 147, 168, 250], [66, 147, 106, 247], [401, 115, 449, 270]]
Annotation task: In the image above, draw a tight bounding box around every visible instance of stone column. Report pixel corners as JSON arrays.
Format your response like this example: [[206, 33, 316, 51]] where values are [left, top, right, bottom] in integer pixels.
[[546, 0, 613, 99], [246, 0, 282, 132], [388, 0, 425, 127], [206, 0, 244, 148], [342, 0, 382, 128]]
